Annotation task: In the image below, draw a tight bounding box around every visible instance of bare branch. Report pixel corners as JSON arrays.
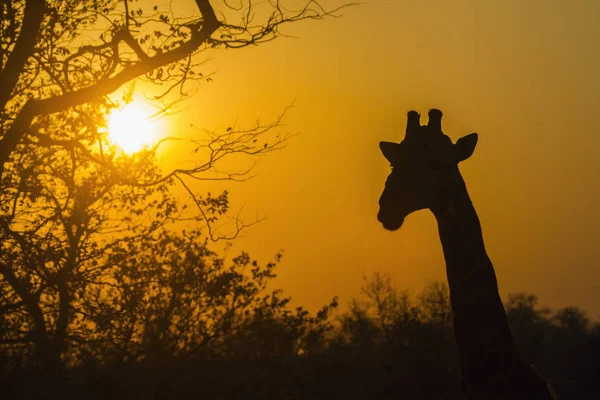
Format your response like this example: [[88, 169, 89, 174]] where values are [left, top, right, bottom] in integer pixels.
[[175, 174, 264, 241]]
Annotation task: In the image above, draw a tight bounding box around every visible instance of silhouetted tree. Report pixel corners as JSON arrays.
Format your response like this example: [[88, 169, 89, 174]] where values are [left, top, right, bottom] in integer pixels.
[[329, 276, 460, 399], [504, 293, 552, 366], [0, 112, 290, 373], [0, 0, 350, 375], [359, 271, 414, 339], [327, 275, 599, 399], [3, 265, 597, 399], [503, 294, 600, 398]]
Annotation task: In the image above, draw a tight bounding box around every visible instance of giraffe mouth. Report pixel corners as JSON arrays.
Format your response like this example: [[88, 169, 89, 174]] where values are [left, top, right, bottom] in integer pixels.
[[381, 219, 404, 231], [378, 210, 405, 231]]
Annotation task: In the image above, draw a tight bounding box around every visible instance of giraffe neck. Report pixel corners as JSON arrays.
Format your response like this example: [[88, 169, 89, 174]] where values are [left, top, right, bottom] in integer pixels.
[[431, 171, 523, 393]]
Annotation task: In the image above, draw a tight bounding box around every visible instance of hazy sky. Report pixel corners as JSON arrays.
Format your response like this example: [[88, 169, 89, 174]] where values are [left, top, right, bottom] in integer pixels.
[[161, 0, 600, 316]]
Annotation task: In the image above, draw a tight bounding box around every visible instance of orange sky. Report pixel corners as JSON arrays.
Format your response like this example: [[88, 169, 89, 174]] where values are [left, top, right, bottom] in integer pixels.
[[156, 0, 600, 317]]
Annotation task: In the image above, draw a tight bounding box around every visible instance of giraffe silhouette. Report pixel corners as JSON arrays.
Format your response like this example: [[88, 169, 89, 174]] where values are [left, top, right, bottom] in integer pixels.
[[377, 109, 556, 399]]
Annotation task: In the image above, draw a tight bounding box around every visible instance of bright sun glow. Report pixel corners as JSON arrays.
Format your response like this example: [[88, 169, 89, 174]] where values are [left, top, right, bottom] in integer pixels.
[[107, 103, 156, 154]]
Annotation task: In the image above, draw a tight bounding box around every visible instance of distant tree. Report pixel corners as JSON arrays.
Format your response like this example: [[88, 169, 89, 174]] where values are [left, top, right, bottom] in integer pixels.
[[336, 299, 379, 349], [546, 305, 594, 397], [333, 275, 460, 399], [505, 293, 552, 365], [503, 295, 599, 398], [0, 0, 350, 372], [418, 280, 452, 326], [553, 306, 589, 334], [359, 271, 413, 337]]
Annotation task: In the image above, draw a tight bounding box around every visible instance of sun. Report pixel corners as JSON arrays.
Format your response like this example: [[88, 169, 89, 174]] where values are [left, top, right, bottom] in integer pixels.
[[107, 103, 156, 154]]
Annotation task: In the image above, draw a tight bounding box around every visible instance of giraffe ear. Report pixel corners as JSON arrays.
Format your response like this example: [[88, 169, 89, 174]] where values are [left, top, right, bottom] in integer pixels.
[[380, 141, 399, 164], [454, 133, 478, 163]]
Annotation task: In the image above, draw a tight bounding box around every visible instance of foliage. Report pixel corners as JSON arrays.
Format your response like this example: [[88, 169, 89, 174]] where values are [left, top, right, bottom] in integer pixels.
[[327, 274, 599, 399], [3, 271, 597, 399], [0, 240, 339, 399]]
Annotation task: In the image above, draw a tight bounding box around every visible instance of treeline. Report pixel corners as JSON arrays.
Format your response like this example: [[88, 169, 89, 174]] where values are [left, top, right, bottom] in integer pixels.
[[1, 258, 598, 399]]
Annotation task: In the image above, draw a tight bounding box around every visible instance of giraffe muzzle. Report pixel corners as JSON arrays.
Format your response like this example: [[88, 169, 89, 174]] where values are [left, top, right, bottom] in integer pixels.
[[377, 209, 405, 231]]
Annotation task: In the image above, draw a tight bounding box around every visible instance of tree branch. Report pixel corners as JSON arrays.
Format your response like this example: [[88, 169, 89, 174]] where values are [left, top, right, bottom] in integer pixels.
[[0, 0, 221, 179], [0, 0, 47, 112]]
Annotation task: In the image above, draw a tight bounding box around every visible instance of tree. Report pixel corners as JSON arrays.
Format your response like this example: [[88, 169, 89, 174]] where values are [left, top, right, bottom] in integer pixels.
[[333, 275, 461, 399], [504, 293, 552, 366], [359, 271, 412, 337], [0, 0, 349, 372]]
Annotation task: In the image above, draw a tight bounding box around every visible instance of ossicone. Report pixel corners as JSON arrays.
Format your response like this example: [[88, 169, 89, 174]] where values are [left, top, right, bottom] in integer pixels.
[[428, 109, 443, 134], [405, 110, 420, 139]]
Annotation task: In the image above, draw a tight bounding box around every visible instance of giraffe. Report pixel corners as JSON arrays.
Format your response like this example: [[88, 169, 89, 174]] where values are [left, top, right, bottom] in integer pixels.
[[377, 109, 556, 399]]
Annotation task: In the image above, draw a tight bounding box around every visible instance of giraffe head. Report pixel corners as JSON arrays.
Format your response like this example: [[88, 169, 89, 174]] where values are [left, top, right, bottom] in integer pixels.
[[377, 109, 478, 231]]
